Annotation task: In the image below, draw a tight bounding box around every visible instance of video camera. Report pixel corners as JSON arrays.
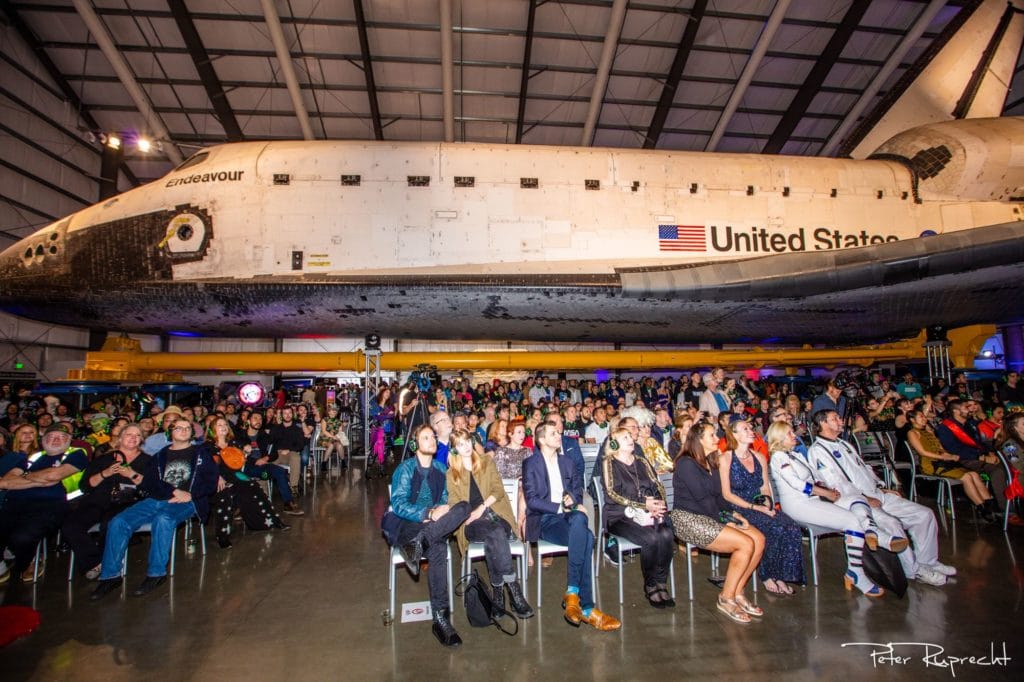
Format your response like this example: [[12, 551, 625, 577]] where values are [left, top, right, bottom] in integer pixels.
[[832, 368, 871, 398], [408, 364, 440, 393]]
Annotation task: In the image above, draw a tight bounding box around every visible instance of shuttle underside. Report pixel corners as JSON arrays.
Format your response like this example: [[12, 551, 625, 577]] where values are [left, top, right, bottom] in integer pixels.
[[1, 202, 1022, 344]]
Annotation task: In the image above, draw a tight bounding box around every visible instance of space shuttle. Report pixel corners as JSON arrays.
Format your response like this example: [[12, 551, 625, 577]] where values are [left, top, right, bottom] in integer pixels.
[[2, 0, 1023, 346]]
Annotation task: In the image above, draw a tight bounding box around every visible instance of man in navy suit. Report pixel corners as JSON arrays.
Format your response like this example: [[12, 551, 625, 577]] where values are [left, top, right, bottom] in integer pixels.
[[522, 423, 620, 632], [542, 412, 595, 528]]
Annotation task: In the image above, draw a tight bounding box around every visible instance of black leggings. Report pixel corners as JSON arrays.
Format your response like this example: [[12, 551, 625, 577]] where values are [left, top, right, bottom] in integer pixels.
[[211, 481, 282, 540], [607, 518, 675, 588]]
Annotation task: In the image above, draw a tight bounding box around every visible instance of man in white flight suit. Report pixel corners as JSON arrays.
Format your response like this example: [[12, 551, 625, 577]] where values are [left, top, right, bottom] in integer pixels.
[[807, 410, 953, 587]]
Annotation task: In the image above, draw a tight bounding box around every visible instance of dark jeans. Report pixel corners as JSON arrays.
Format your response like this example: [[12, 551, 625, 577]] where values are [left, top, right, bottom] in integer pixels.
[[393, 501, 470, 610], [0, 499, 66, 574], [244, 463, 293, 503], [608, 518, 675, 588], [962, 459, 1008, 510], [464, 514, 515, 585], [539, 510, 594, 610]]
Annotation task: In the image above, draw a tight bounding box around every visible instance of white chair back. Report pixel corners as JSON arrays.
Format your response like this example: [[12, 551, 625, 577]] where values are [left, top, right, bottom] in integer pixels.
[[581, 443, 600, 485], [502, 478, 521, 525]]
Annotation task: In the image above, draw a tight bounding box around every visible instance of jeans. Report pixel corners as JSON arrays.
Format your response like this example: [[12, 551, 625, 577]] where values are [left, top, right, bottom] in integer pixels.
[[245, 463, 293, 503], [464, 514, 516, 585], [99, 498, 196, 580], [539, 510, 594, 610], [394, 501, 470, 610]]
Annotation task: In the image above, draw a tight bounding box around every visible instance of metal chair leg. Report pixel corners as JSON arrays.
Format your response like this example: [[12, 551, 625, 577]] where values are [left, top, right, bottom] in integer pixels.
[[686, 544, 695, 601], [810, 533, 819, 586]]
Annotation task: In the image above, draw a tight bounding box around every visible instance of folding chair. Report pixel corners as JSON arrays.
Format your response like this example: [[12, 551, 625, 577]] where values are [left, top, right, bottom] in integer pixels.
[[802, 524, 844, 586], [592, 485, 676, 603], [67, 523, 102, 581], [385, 485, 453, 617], [904, 442, 963, 520], [118, 515, 207, 578], [461, 479, 528, 586]]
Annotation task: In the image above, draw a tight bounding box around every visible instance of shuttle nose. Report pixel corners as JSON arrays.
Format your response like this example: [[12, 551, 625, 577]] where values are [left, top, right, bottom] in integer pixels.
[[0, 233, 67, 303]]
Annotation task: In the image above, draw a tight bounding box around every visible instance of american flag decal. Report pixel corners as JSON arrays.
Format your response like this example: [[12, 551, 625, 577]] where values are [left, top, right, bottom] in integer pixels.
[[658, 224, 706, 251]]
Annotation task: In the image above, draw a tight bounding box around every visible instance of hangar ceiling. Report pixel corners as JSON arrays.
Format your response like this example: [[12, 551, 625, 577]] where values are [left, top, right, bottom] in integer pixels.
[[1, 0, 1022, 247]]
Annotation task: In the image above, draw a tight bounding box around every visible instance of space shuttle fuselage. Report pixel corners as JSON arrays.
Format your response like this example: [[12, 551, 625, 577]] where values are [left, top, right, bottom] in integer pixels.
[[1, 117, 1023, 344]]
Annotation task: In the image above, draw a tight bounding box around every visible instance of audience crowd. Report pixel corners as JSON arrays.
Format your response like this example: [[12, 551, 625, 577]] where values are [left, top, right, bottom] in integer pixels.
[[0, 368, 1021, 647]]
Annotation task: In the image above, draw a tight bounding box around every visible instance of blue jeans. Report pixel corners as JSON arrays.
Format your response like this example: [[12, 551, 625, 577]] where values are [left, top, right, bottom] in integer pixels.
[[245, 463, 293, 503], [99, 498, 196, 580], [539, 510, 594, 610]]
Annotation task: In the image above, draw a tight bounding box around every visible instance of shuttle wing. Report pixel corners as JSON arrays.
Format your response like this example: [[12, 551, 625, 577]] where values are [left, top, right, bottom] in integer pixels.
[[618, 221, 1024, 303]]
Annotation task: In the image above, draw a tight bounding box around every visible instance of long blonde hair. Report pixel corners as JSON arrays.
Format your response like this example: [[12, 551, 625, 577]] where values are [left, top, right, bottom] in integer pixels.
[[447, 428, 481, 483], [766, 421, 792, 455]]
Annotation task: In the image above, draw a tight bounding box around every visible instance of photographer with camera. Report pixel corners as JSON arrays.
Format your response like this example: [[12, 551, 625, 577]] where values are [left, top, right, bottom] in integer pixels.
[[811, 379, 847, 418]]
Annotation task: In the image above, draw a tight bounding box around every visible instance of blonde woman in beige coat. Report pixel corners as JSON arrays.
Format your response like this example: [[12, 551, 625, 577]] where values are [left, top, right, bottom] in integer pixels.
[[447, 429, 534, 618]]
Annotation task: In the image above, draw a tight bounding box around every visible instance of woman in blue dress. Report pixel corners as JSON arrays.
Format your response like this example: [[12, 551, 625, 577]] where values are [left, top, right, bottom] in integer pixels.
[[718, 417, 805, 595]]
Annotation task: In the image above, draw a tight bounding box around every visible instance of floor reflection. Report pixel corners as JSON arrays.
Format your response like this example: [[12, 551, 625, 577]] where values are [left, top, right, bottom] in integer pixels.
[[0, 474, 1021, 680]]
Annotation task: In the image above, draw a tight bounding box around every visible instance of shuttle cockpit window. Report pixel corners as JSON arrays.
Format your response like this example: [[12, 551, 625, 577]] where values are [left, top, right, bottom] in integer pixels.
[[173, 151, 210, 172]]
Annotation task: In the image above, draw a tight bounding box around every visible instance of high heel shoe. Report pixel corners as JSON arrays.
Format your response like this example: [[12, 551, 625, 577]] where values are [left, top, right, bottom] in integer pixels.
[[844, 570, 884, 598]]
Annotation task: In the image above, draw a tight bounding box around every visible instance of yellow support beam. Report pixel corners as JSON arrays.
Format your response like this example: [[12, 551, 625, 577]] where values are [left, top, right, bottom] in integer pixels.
[[65, 325, 994, 381]]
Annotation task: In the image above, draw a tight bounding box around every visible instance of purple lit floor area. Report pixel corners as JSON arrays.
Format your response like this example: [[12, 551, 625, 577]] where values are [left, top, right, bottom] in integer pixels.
[[1, 468, 1021, 681]]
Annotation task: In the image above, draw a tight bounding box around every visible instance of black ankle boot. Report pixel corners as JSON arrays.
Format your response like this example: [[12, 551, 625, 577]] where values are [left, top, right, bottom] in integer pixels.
[[431, 607, 462, 647], [506, 580, 535, 618]]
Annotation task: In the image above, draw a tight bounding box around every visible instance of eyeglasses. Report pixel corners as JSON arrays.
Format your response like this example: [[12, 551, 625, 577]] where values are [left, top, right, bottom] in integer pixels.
[[172, 425, 193, 432]]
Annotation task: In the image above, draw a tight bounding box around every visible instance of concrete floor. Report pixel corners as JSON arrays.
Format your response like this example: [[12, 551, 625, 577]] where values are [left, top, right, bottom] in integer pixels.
[[1, 467, 1021, 682]]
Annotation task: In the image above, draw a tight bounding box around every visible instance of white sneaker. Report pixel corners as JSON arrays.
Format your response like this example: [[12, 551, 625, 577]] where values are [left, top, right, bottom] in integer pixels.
[[928, 562, 957, 577], [915, 566, 947, 586]]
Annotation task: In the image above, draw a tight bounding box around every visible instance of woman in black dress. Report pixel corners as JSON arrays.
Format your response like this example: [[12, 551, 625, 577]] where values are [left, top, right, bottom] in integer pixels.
[[673, 421, 766, 624], [602, 427, 675, 608]]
